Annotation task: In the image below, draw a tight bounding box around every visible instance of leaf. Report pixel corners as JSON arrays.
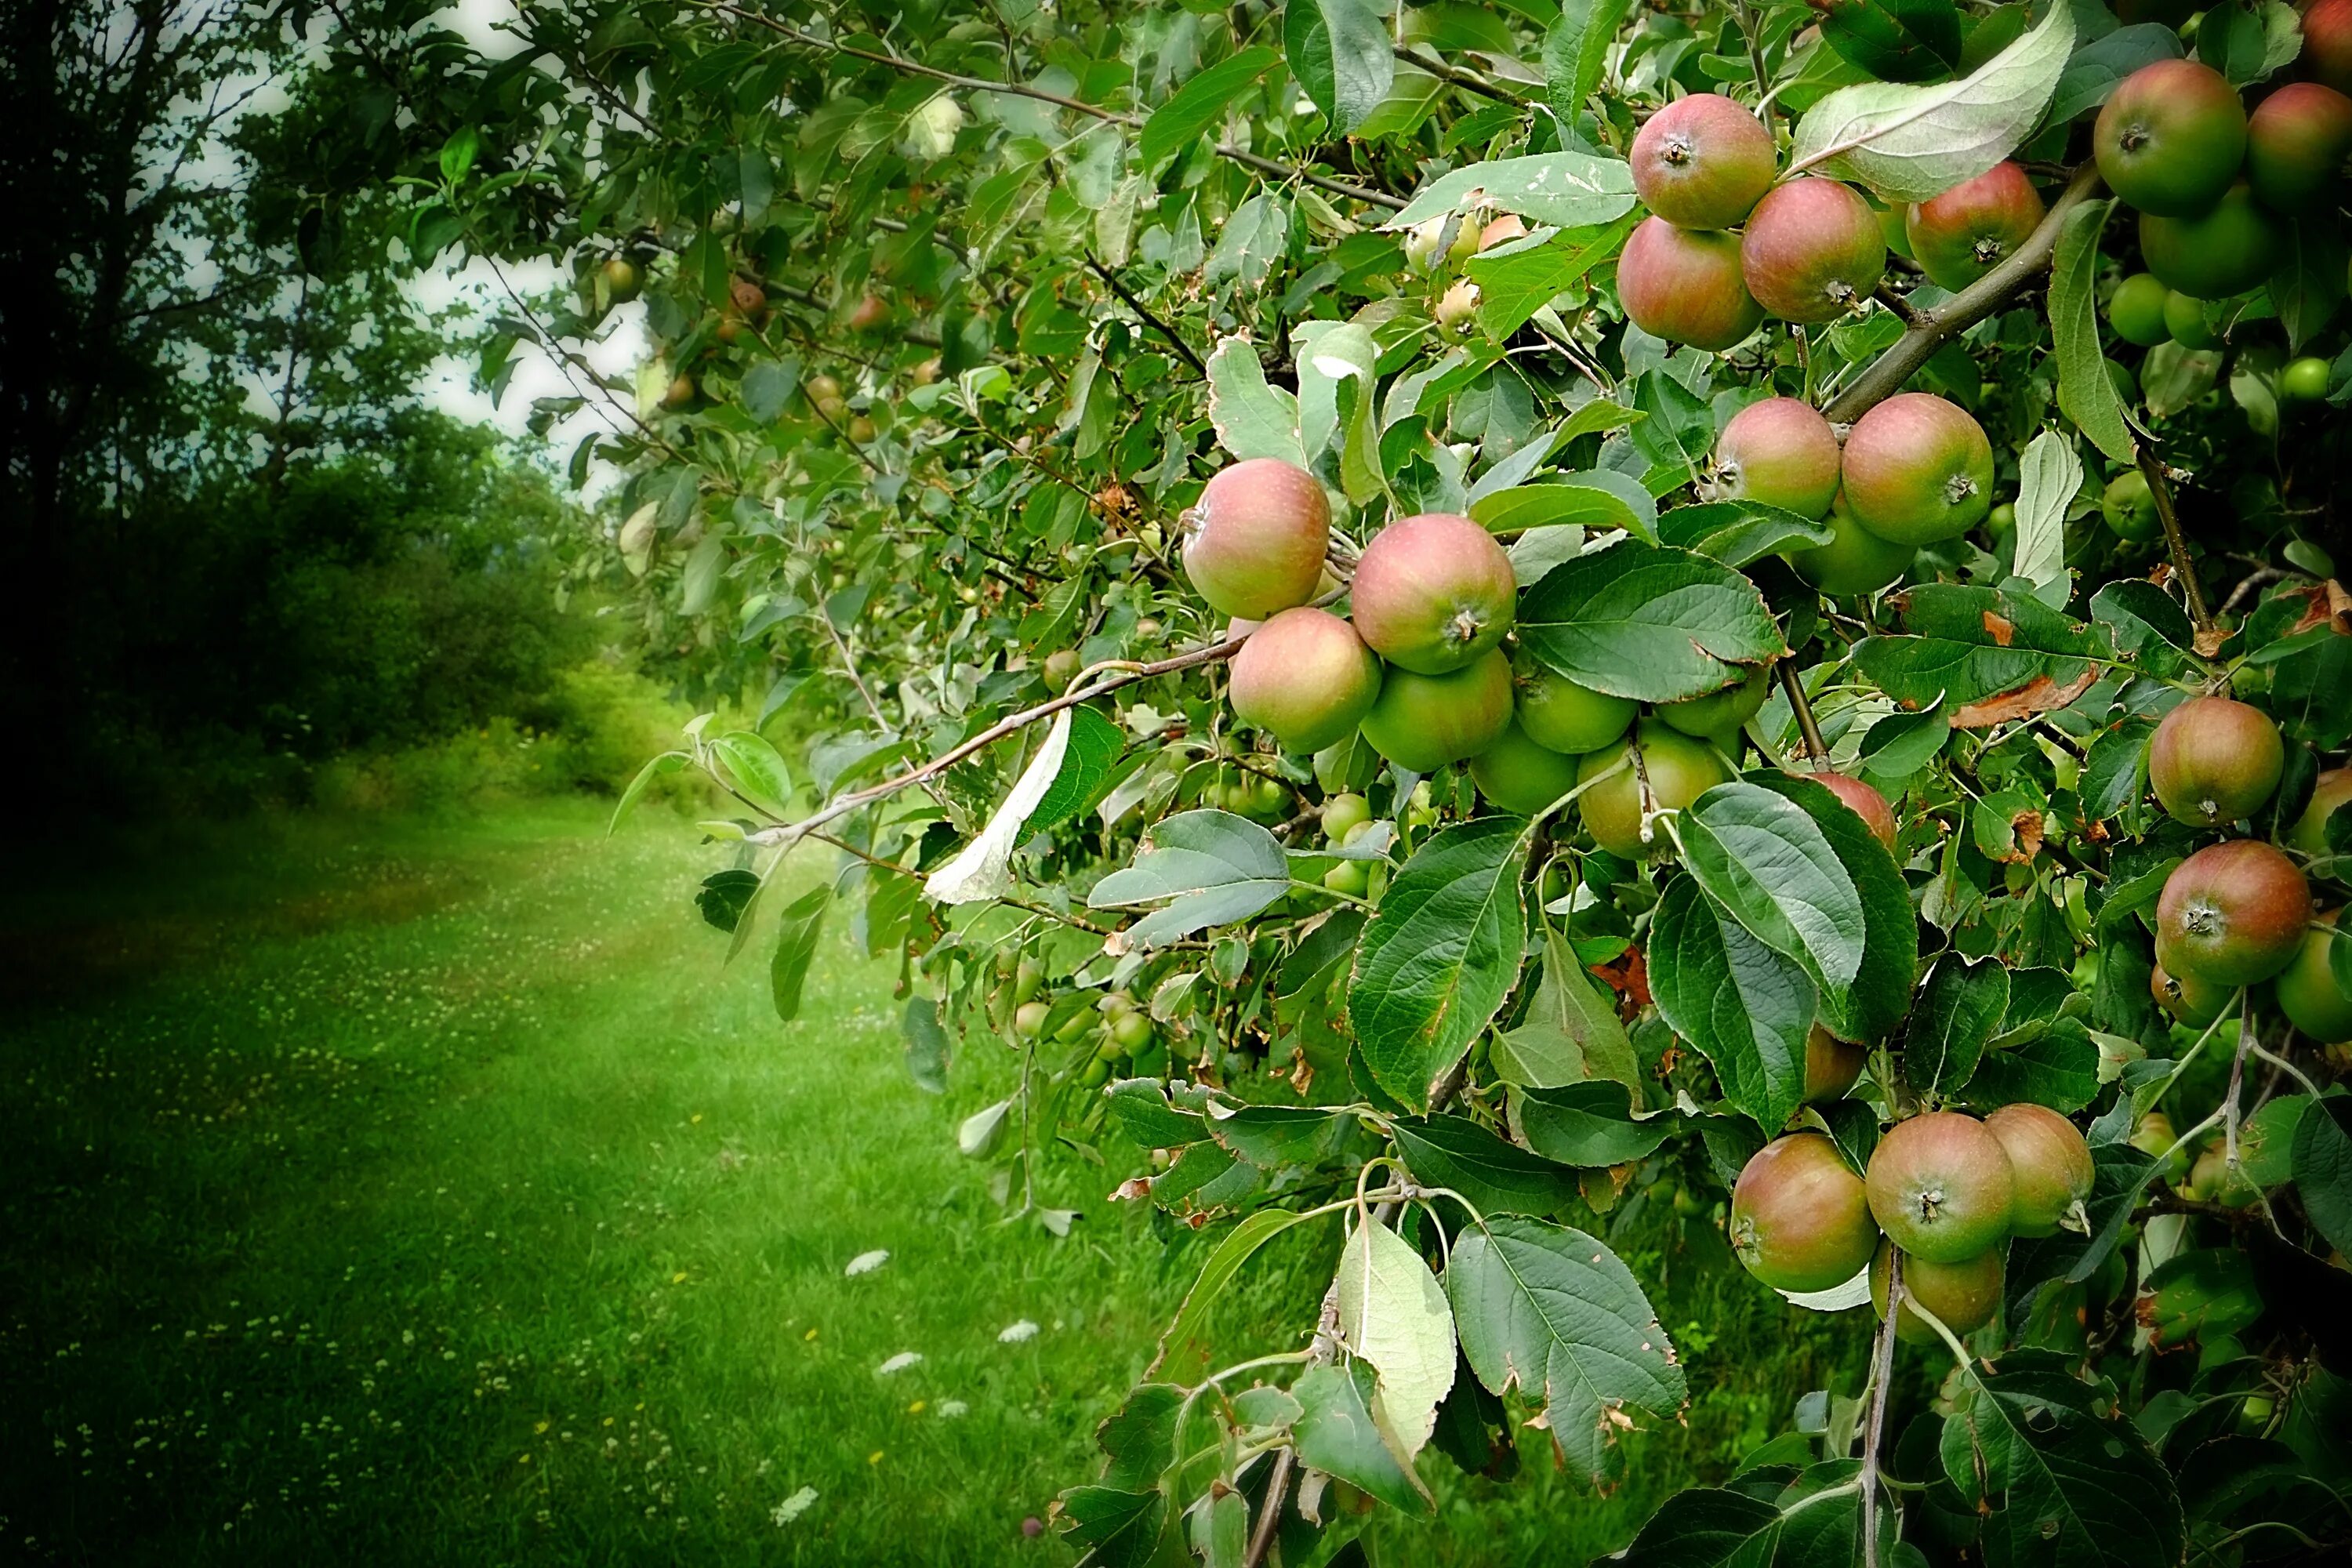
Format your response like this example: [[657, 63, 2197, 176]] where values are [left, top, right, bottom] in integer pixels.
[[1853, 583, 2102, 711], [1680, 783, 1868, 997], [927, 708, 1076, 906], [2292, 1095, 2352, 1257], [1150, 1207, 1315, 1376], [1028, 706, 1126, 832], [1090, 809, 1292, 951], [610, 750, 689, 832], [2199, 0, 2301, 85], [1517, 539, 1787, 704], [1518, 1080, 1674, 1167], [1543, 0, 1635, 121], [2089, 579, 2198, 670], [769, 884, 832, 1022], [1744, 773, 1919, 1045], [1057, 1486, 1167, 1568], [1610, 1487, 1784, 1566], [1208, 1105, 1352, 1167], [1348, 818, 1530, 1110], [2046, 25, 2181, 125], [2078, 715, 2156, 821], [2140, 341, 2226, 419], [1443, 1215, 1686, 1487], [2009, 430, 2078, 595], [1334, 1218, 1457, 1457], [1294, 319, 1385, 504], [1392, 1114, 1579, 1216], [1290, 1362, 1432, 1516], [1204, 193, 1288, 289], [1139, 47, 1281, 168], [696, 869, 760, 932], [1469, 470, 1658, 542], [1937, 1352, 2184, 1568], [1284, 0, 1393, 134], [1789, 3, 2075, 203], [1905, 955, 2010, 1100], [1649, 877, 1815, 1135], [1203, 336, 1305, 466], [1655, 501, 1835, 569], [1491, 927, 1642, 1093], [2269, 219, 2349, 353], [709, 729, 795, 816], [1465, 215, 1639, 337], [1105, 1078, 1205, 1149], [1383, 151, 1639, 232], [902, 996, 949, 1093], [1859, 703, 1951, 781], [1963, 1018, 2101, 1113], [1818, 0, 1965, 84]]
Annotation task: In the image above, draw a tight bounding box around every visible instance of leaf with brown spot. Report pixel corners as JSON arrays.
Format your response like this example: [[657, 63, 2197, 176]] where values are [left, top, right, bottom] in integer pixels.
[[1981, 610, 2016, 646], [1949, 669, 2097, 729]]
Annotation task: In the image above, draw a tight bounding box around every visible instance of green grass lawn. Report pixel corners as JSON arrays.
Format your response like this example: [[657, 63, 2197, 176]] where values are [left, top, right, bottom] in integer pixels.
[[0, 803, 1865, 1565]]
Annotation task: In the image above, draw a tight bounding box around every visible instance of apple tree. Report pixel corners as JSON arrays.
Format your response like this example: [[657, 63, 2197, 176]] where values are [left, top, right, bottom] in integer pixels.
[[329, 0, 2352, 1559]]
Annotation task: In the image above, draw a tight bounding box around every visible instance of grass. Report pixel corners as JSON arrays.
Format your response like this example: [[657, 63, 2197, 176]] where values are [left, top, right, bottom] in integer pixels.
[[0, 803, 1867, 1565]]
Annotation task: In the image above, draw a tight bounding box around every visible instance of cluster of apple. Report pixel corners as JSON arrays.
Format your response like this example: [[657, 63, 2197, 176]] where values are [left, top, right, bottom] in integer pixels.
[[1184, 457, 1900, 856], [1730, 1102, 2094, 1345], [2141, 696, 2351, 1048], [994, 949, 1165, 1087]]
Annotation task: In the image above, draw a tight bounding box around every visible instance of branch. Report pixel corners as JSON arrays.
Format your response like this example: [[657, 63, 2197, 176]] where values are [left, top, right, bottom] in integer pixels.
[[2139, 447, 2219, 646], [1085, 252, 1205, 373], [1860, 1248, 1903, 1568], [1826, 165, 2103, 423], [1393, 45, 1530, 107], [1780, 658, 1830, 763]]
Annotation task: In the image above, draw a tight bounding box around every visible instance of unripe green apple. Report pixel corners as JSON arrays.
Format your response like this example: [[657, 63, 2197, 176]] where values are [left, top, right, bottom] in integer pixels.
[[2140, 183, 2285, 299], [1356, 650, 1514, 773], [2161, 289, 2223, 350], [2107, 272, 2172, 347], [1788, 492, 1915, 596], [1730, 1133, 1878, 1293], [1323, 858, 1371, 898], [1014, 1000, 1051, 1039], [1617, 220, 1765, 351], [1866, 1111, 2016, 1263], [1740, 178, 1887, 324], [2155, 838, 2313, 987], [1470, 718, 1584, 815], [1802, 1023, 1867, 1103], [1712, 397, 1842, 520], [1906, 162, 2045, 290], [1838, 393, 1994, 545], [2152, 958, 2233, 1027], [2095, 59, 2248, 217], [1512, 651, 1636, 754], [2246, 82, 2352, 211], [1109, 1011, 1156, 1052], [1629, 93, 1777, 228], [1434, 278, 1481, 334], [2147, 695, 2284, 827], [2273, 910, 2352, 1044], [2288, 767, 2352, 854], [2282, 355, 2332, 401], [1321, 791, 1373, 844], [1576, 719, 1732, 858], [1227, 608, 1383, 753], [601, 255, 642, 303], [1348, 514, 1516, 675], [1870, 1242, 2005, 1345], [1181, 458, 1330, 621], [2101, 470, 2159, 543]]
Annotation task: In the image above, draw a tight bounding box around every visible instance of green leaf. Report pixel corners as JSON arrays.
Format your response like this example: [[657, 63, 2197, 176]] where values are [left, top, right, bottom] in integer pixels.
[[1819, 0, 1965, 83], [1490, 927, 1642, 1093], [2046, 25, 2181, 125], [1444, 1215, 1686, 1487], [901, 996, 949, 1093], [1517, 539, 1787, 704], [1056, 1486, 1167, 1568], [1905, 954, 2010, 1099], [2140, 1248, 2264, 1349], [2292, 1094, 2352, 1257], [1655, 501, 1835, 569], [1963, 1017, 2100, 1112], [1542, 0, 1634, 121], [2140, 341, 2226, 418], [769, 884, 832, 1022], [1937, 1352, 2183, 1568], [1208, 1105, 1352, 1167], [1649, 877, 1815, 1135], [2078, 715, 2155, 821], [1517, 1080, 1674, 1167], [1139, 47, 1280, 168], [1744, 773, 1918, 1044], [1334, 1217, 1457, 1456], [1348, 818, 1530, 1109], [2199, 0, 2300, 85], [1614, 1465, 1875, 1565], [1859, 702, 1951, 782], [697, 868, 760, 932], [2089, 580, 2198, 672], [1284, 0, 1394, 134], [1680, 783, 1868, 996], [1852, 583, 2102, 711], [1290, 1362, 1432, 1516], [1469, 470, 1658, 542], [1610, 1487, 1784, 1566], [1203, 335, 1305, 465], [1204, 193, 1288, 289], [2269, 219, 2349, 353], [708, 729, 795, 816], [1094, 1382, 1185, 1491], [741, 358, 801, 423], [1392, 1114, 1579, 1216], [1294, 319, 1386, 504], [1789, 2, 2074, 202], [610, 750, 689, 833], [1150, 1206, 1316, 1377], [1028, 706, 1126, 833], [1105, 1078, 1205, 1149], [1466, 215, 1639, 337], [1090, 809, 1292, 950], [1385, 151, 1639, 232]]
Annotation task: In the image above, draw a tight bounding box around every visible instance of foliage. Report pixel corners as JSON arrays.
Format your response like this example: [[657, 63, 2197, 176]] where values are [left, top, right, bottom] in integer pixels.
[[232, 0, 2352, 1562]]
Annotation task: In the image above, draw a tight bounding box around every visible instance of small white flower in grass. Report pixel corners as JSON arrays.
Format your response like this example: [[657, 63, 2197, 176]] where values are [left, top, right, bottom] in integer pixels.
[[771, 1486, 817, 1526], [997, 1319, 1039, 1344], [844, 1250, 889, 1277], [876, 1351, 922, 1375], [936, 1399, 968, 1419]]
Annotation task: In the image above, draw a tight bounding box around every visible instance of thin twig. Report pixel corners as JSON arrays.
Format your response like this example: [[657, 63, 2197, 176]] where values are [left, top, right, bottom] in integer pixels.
[[1780, 659, 1831, 764], [1242, 1447, 1293, 1568], [1860, 1248, 1903, 1568], [1085, 252, 1205, 373], [2139, 447, 2217, 643], [1827, 165, 2103, 423], [1874, 283, 1928, 329], [1394, 45, 1530, 106]]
